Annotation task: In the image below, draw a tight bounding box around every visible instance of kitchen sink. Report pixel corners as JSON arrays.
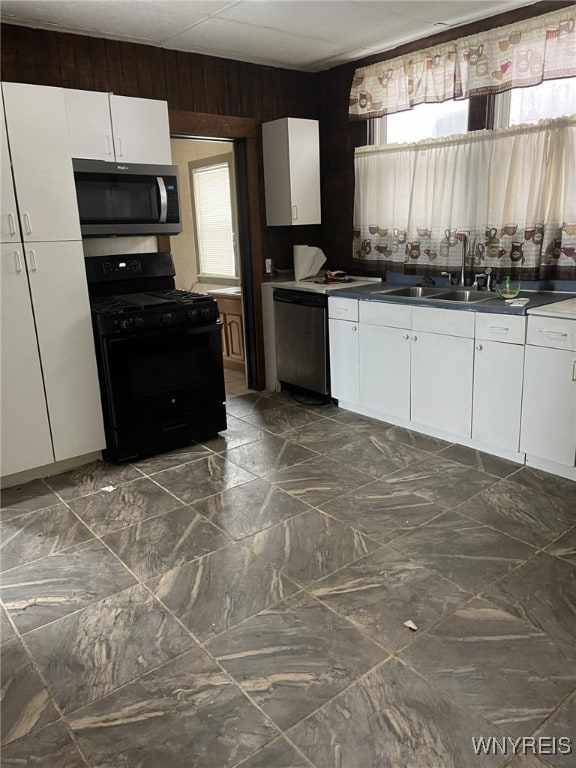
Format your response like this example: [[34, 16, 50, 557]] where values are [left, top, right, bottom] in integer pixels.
[[375, 286, 445, 297], [433, 290, 490, 303]]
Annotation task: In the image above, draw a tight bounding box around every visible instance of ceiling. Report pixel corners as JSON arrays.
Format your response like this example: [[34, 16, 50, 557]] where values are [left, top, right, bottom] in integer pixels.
[[0, 0, 541, 72]]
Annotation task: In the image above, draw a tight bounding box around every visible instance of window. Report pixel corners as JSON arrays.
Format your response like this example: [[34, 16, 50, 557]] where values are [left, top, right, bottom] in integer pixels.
[[190, 154, 239, 282], [371, 99, 469, 144], [495, 76, 576, 128]]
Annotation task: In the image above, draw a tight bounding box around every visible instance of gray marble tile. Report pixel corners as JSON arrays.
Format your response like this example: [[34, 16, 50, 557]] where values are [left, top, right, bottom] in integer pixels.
[[1, 639, 59, 746], [483, 553, 576, 658], [0, 479, 61, 521], [510, 467, 576, 504], [133, 441, 214, 474], [225, 392, 284, 418], [402, 598, 576, 737], [44, 460, 141, 501], [148, 542, 296, 642], [103, 505, 232, 580], [67, 477, 183, 537], [282, 419, 361, 454], [0, 540, 136, 633], [151, 454, 255, 505], [200, 414, 264, 452], [223, 434, 318, 478], [502, 757, 550, 768], [236, 737, 313, 768], [319, 480, 445, 543], [0, 504, 92, 572], [535, 692, 576, 767], [288, 658, 504, 768], [322, 410, 391, 432], [385, 425, 452, 453], [268, 456, 373, 507], [310, 546, 471, 650], [545, 526, 576, 564], [381, 454, 499, 509], [388, 511, 535, 592], [456, 478, 576, 548], [193, 478, 309, 540], [0, 720, 87, 767], [328, 434, 431, 478], [1, 606, 16, 646], [242, 405, 323, 435], [208, 593, 386, 730], [245, 509, 378, 587], [69, 646, 278, 768], [439, 444, 520, 478], [24, 584, 196, 714]]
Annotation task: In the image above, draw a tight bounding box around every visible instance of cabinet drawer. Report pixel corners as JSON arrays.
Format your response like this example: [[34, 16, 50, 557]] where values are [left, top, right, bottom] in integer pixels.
[[360, 300, 411, 328], [328, 297, 358, 321], [412, 306, 474, 338], [475, 314, 526, 344], [526, 316, 576, 351]]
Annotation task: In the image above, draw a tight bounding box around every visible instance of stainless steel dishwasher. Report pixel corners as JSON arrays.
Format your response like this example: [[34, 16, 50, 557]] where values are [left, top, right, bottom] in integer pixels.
[[273, 288, 330, 395]]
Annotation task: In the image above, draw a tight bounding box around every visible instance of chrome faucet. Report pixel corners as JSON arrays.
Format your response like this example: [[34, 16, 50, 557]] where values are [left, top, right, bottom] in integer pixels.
[[460, 233, 468, 286], [471, 267, 493, 291], [440, 271, 454, 286]]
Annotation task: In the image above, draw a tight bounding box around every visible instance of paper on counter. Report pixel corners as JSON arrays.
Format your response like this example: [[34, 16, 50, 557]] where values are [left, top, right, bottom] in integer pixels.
[[294, 245, 326, 281]]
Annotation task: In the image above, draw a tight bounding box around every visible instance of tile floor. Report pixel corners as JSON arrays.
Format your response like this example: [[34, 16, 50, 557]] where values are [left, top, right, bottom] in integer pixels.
[[1, 386, 575, 768]]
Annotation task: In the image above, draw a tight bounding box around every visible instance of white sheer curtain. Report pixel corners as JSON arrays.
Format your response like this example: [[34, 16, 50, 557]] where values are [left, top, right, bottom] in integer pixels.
[[353, 115, 576, 280]]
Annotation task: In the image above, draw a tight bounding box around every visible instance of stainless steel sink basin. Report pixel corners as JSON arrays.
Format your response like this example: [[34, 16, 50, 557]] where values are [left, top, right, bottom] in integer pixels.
[[434, 290, 490, 303], [375, 286, 444, 297]]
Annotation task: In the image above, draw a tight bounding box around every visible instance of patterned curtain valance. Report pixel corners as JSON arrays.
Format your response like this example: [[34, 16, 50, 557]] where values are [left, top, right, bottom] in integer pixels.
[[349, 6, 576, 119]]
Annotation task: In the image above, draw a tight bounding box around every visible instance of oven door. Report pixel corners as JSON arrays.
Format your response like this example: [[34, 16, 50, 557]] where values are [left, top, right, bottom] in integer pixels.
[[100, 323, 225, 429]]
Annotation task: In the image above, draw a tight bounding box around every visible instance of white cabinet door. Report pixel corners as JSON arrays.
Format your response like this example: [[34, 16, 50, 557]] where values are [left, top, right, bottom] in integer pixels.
[[2, 83, 81, 242], [64, 89, 114, 161], [411, 331, 474, 438], [359, 323, 411, 419], [109, 95, 171, 164], [0, 244, 54, 475], [1, 106, 21, 244], [473, 341, 524, 450], [262, 118, 321, 226], [25, 241, 106, 461], [520, 345, 576, 466], [329, 319, 359, 404]]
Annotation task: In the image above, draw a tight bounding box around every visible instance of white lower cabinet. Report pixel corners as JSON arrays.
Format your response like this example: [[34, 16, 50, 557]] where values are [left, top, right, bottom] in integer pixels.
[[520, 345, 576, 466], [359, 324, 410, 419], [472, 340, 524, 450], [1, 244, 54, 475], [329, 318, 360, 404], [411, 331, 474, 438]]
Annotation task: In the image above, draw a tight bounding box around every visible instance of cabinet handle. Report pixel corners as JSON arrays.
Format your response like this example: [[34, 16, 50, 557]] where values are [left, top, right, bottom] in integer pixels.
[[105, 134, 113, 155], [476, 343, 483, 351], [573, 361, 576, 382], [29, 249, 37, 271], [351, 325, 357, 332], [8, 213, 16, 235], [114, 137, 123, 157], [412, 334, 418, 341], [403, 333, 410, 340], [489, 326, 509, 333], [292, 205, 298, 221], [23, 212, 32, 235], [13, 250, 22, 273], [541, 330, 568, 339]]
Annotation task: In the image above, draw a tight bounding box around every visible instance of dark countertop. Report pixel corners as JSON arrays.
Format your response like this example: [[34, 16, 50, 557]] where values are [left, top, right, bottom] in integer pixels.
[[327, 282, 576, 315]]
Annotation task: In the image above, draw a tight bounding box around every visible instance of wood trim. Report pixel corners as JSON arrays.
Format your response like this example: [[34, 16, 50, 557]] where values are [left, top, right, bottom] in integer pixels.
[[168, 109, 265, 390]]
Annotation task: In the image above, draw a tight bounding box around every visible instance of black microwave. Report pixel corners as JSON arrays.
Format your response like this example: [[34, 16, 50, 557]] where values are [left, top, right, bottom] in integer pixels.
[[72, 159, 182, 237]]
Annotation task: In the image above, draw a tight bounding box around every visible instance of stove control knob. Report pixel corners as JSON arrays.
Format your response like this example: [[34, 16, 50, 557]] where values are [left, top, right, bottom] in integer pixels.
[[161, 313, 172, 324], [119, 319, 132, 330], [187, 310, 199, 322], [201, 308, 212, 319], [134, 317, 144, 327]]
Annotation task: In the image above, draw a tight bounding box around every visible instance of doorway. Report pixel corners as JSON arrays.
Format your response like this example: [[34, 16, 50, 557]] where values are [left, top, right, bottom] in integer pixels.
[[170, 136, 250, 398]]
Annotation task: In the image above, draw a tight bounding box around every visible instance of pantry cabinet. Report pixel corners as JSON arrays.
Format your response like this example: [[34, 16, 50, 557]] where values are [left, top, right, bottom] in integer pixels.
[[64, 89, 171, 164], [0, 111, 20, 243], [262, 117, 321, 226], [0, 244, 54, 475], [2, 82, 81, 242]]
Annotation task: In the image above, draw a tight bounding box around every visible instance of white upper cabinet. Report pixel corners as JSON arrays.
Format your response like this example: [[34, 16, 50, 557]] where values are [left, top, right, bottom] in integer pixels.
[[65, 89, 171, 165], [262, 117, 321, 226], [2, 82, 81, 242], [0, 105, 20, 244], [0, 243, 55, 476]]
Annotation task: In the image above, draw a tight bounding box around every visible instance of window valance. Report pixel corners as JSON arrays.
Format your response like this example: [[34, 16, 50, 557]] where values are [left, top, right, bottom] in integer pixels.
[[349, 6, 576, 119]]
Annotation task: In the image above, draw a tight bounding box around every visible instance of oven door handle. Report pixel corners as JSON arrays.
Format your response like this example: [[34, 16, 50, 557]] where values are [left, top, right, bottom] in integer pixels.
[[157, 177, 168, 223]]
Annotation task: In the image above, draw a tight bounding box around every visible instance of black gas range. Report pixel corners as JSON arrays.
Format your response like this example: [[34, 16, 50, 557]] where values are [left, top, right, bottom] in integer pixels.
[[86, 252, 227, 462]]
